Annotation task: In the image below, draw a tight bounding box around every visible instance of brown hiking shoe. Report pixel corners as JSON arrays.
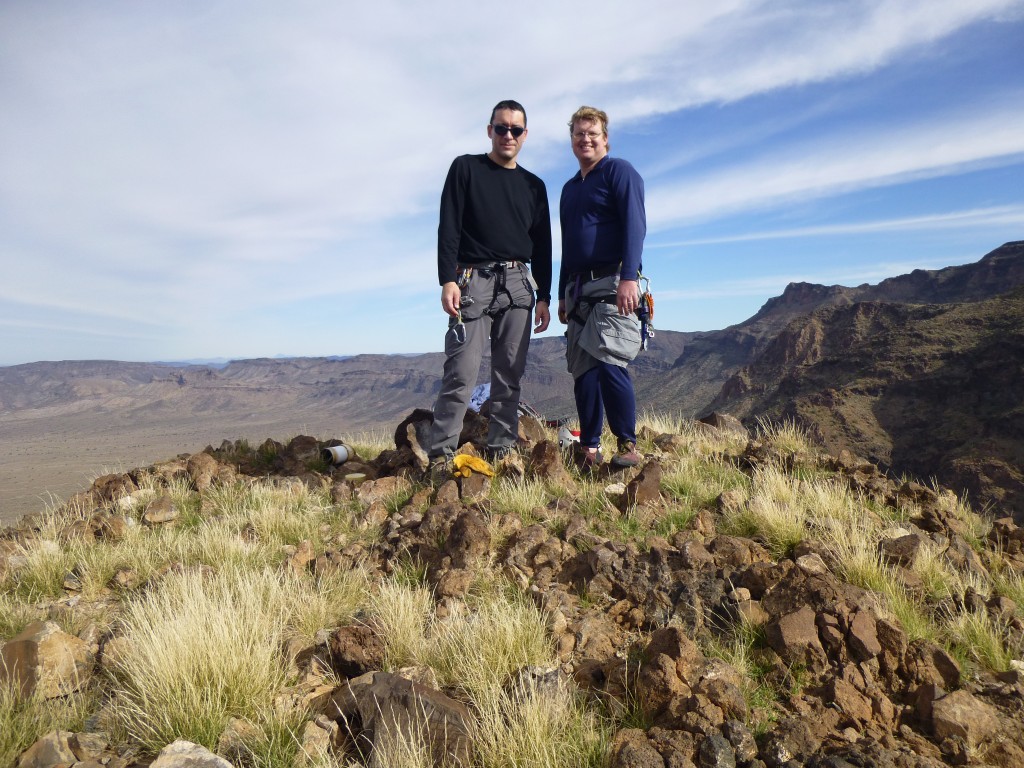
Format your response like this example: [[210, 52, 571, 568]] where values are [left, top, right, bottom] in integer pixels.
[[610, 441, 641, 468], [573, 443, 603, 475]]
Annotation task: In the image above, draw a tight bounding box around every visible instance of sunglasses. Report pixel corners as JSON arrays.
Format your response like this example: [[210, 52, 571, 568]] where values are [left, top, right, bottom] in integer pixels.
[[492, 123, 525, 138]]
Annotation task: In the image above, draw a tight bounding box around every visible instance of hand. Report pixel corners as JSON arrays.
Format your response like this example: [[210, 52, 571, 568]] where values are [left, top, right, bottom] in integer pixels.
[[441, 282, 461, 318], [534, 300, 550, 333], [616, 279, 639, 315], [557, 299, 567, 325]]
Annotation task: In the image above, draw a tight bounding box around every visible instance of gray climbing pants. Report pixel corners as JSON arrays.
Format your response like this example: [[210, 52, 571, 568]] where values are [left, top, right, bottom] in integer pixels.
[[429, 262, 536, 459]]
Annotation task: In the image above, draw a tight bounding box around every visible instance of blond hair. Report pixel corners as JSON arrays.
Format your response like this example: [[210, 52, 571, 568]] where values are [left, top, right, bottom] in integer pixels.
[[568, 106, 609, 151]]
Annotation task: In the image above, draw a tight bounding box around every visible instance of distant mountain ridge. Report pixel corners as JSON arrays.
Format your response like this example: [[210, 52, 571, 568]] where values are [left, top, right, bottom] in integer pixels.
[[2, 242, 1022, 522], [638, 241, 1024, 419]]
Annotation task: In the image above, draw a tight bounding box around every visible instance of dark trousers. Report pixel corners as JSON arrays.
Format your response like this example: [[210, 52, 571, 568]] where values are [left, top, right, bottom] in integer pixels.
[[573, 362, 637, 449]]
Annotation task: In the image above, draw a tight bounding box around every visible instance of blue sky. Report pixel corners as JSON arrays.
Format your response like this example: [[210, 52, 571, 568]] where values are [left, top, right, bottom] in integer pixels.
[[1, 0, 1022, 366]]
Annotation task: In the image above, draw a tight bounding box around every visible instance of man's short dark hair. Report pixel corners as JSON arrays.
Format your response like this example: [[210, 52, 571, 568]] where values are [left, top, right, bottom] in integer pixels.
[[491, 99, 527, 127]]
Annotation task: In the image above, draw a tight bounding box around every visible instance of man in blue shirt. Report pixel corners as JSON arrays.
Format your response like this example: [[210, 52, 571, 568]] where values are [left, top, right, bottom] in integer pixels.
[[558, 106, 645, 472]]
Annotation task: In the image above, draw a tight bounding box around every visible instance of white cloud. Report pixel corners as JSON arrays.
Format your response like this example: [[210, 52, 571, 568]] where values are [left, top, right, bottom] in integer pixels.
[[0, 0, 1021, 362], [646, 109, 1024, 228], [652, 205, 1024, 246]]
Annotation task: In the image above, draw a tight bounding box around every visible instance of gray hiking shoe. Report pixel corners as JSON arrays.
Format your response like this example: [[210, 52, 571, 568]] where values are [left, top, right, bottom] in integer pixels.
[[427, 456, 452, 485]]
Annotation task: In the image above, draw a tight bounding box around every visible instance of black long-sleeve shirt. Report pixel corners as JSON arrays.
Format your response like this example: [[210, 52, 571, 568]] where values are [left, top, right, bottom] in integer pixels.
[[437, 154, 553, 303]]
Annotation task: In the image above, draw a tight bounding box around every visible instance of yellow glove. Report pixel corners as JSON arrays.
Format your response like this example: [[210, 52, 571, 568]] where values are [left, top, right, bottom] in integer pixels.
[[452, 454, 495, 478]]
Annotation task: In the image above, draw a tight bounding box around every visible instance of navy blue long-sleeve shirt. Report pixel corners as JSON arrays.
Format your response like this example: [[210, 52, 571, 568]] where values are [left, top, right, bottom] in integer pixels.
[[437, 154, 553, 303], [558, 156, 646, 300]]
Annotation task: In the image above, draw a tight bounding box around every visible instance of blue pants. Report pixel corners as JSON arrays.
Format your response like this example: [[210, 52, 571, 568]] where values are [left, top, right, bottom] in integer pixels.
[[573, 362, 636, 449]]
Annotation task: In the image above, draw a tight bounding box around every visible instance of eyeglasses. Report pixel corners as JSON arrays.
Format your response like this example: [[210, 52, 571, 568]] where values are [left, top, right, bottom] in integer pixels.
[[492, 124, 526, 138], [573, 131, 603, 141]]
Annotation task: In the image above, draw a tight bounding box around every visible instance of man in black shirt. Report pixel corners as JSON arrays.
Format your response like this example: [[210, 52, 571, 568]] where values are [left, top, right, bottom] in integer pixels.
[[428, 100, 553, 472]]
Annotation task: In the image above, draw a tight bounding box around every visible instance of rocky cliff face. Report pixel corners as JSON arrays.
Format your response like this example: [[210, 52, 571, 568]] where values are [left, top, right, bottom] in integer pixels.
[[647, 242, 1024, 519]]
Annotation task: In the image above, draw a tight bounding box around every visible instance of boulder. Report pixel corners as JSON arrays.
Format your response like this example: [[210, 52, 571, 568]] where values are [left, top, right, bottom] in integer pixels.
[[1, 620, 92, 698], [931, 689, 1000, 747], [149, 740, 233, 768], [764, 606, 828, 674], [15, 731, 76, 768], [328, 671, 473, 766]]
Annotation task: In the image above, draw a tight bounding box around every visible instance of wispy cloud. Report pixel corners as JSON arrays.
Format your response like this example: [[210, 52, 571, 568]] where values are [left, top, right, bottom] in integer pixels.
[[647, 108, 1024, 229], [652, 205, 1024, 246], [0, 0, 1021, 363]]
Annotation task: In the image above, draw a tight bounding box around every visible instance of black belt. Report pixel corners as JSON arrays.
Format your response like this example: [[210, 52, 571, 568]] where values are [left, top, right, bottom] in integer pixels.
[[572, 263, 620, 282], [459, 260, 521, 272]]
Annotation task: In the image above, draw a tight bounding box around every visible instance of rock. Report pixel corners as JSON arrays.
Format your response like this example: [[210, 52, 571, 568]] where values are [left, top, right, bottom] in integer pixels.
[[434, 567, 475, 597], [296, 717, 336, 766], [328, 623, 386, 679], [795, 552, 829, 575], [698, 412, 748, 439], [444, 510, 490, 569], [284, 539, 316, 576], [721, 720, 757, 764], [504, 664, 566, 702], [357, 475, 413, 507], [517, 413, 549, 446], [217, 717, 263, 765], [434, 479, 460, 504], [760, 715, 826, 768], [530, 439, 574, 484], [329, 671, 473, 767], [654, 433, 689, 454], [846, 610, 882, 662], [931, 689, 1000, 747], [697, 732, 736, 768], [394, 409, 433, 472], [825, 678, 873, 724], [284, 435, 321, 463], [186, 452, 221, 491], [610, 728, 667, 768], [693, 660, 748, 720], [69, 733, 110, 762], [1, 620, 92, 698], [621, 460, 664, 509], [764, 606, 828, 673], [878, 533, 927, 567], [150, 740, 233, 768], [16, 731, 76, 768], [90, 472, 138, 504], [637, 650, 691, 723], [907, 641, 961, 688], [143, 494, 180, 524], [459, 470, 491, 501]]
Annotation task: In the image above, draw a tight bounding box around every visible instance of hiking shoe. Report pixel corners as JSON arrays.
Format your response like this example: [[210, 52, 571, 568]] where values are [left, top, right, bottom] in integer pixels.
[[427, 456, 452, 485], [573, 444, 603, 475], [486, 445, 514, 461], [610, 441, 641, 468]]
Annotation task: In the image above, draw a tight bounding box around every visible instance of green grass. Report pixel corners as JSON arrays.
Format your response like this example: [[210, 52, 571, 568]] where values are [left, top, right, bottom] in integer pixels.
[[0, 673, 97, 768], [4, 409, 1023, 765]]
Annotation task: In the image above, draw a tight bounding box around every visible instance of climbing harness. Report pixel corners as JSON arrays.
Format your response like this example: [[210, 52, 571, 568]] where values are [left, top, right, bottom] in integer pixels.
[[449, 262, 532, 345], [567, 270, 655, 351], [450, 268, 475, 344], [636, 273, 655, 350]]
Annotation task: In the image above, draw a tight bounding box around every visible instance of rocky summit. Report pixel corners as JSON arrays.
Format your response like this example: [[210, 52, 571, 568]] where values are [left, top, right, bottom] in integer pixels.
[[2, 408, 1023, 768]]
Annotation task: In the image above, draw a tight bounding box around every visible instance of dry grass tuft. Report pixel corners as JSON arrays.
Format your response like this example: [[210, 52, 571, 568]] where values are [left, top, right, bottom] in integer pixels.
[[108, 568, 294, 752]]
